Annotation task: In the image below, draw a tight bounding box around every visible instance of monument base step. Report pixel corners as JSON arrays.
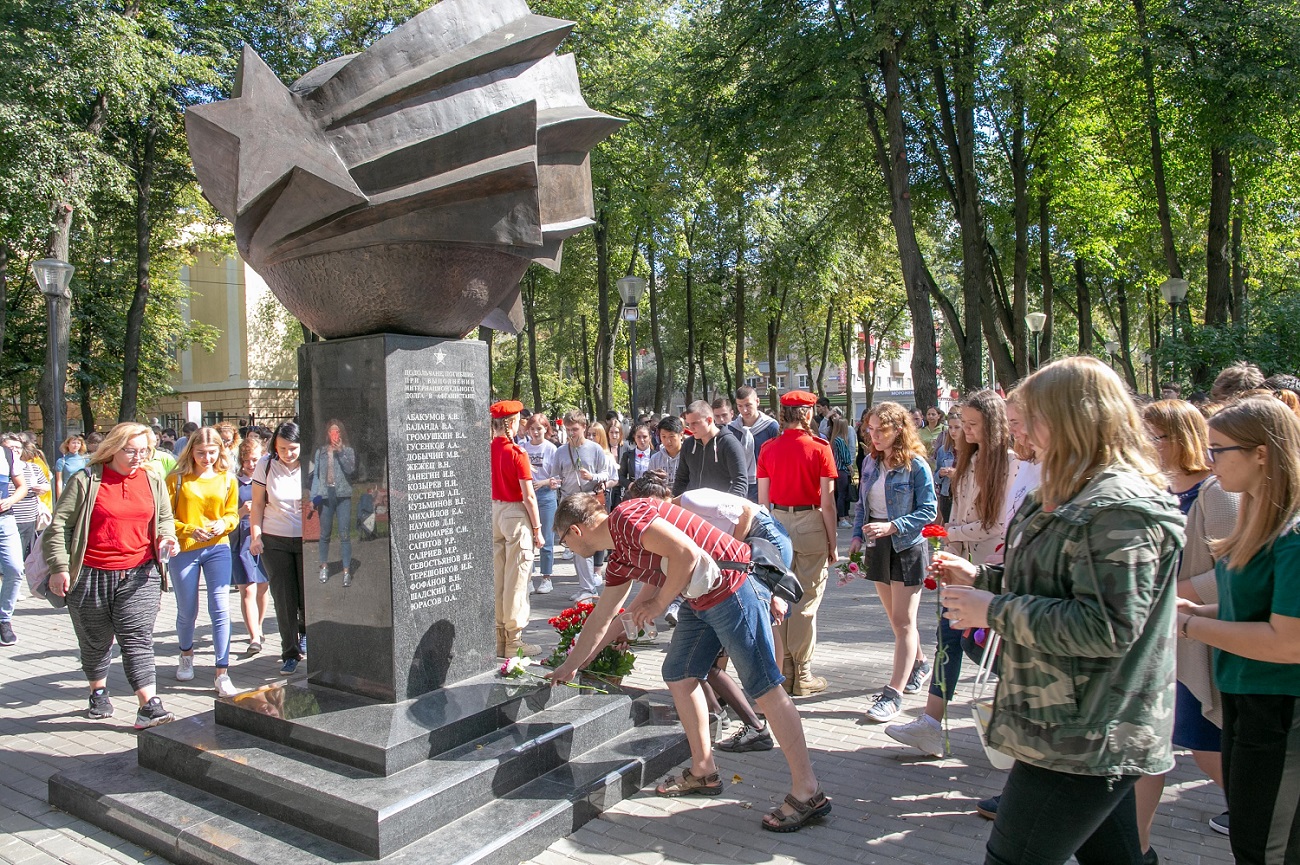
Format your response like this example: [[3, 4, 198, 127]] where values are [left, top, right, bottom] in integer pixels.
[[48, 705, 689, 865]]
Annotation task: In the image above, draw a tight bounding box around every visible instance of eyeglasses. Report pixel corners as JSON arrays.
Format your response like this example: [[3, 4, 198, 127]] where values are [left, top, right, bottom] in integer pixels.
[[1206, 445, 1250, 462], [558, 525, 573, 548], [120, 448, 150, 459]]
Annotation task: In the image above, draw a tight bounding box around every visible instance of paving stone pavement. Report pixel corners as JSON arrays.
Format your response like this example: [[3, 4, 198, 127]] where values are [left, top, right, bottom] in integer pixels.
[[0, 527, 1233, 865]]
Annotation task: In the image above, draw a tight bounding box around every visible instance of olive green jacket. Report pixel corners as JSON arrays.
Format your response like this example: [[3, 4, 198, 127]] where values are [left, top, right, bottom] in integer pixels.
[[42, 465, 177, 591], [976, 468, 1186, 776]]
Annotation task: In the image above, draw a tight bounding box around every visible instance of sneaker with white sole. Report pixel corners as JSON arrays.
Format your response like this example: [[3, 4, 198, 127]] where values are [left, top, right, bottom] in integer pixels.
[[87, 688, 114, 720], [1209, 811, 1229, 835], [904, 660, 933, 694], [864, 687, 903, 723], [176, 654, 195, 682], [885, 714, 944, 756], [976, 795, 1001, 820], [534, 578, 554, 594], [214, 674, 239, 697], [717, 722, 774, 752], [134, 697, 175, 729]]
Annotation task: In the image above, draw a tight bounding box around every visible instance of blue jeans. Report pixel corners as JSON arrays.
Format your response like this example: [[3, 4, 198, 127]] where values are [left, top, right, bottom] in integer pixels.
[[319, 490, 352, 567], [662, 577, 784, 699], [748, 510, 793, 567], [533, 486, 557, 576], [929, 610, 965, 702], [0, 515, 26, 623], [171, 543, 233, 668]]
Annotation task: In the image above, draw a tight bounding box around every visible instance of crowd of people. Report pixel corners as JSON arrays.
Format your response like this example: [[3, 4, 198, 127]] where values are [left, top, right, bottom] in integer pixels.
[[5, 357, 1297, 862], [491, 362, 1300, 861]]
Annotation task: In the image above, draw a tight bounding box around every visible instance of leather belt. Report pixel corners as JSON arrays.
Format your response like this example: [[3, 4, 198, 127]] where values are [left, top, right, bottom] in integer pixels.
[[771, 504, 819, 512]]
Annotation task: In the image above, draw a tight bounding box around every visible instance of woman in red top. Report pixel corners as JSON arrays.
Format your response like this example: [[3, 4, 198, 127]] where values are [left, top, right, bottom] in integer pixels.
[[490, 400, 543, 658], [44, 423, 181, 729], [549, 492, 830, 833]]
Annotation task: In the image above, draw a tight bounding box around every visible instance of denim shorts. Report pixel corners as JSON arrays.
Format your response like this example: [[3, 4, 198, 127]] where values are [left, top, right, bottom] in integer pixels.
[[661, 575, 784, 699]]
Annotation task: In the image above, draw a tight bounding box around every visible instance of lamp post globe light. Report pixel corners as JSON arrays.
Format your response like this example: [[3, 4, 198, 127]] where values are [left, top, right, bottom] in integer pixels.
[[1105, 340, 1119, 369], [1139, 351, 1151, 396], [31, 258, 75, 464], [616, 275, 647, 420], [1025, 312, 1047, 371], [1158, 277, 1190, 387]]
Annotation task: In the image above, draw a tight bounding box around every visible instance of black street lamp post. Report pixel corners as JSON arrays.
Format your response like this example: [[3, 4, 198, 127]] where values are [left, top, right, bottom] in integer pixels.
[[1159, 277, 1189, 387], [616, 276, 647, 421], [31, 258, 75, 464]]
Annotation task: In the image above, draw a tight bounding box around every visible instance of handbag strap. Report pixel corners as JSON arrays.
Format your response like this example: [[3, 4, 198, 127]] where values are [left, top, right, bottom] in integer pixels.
[[971, 630, 1001, 701]]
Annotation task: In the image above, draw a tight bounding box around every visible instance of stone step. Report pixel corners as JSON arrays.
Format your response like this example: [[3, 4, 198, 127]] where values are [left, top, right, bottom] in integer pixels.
[[48, 707, 689, 865], [138, 692, 648, 857], [214, 672, 580, 776]]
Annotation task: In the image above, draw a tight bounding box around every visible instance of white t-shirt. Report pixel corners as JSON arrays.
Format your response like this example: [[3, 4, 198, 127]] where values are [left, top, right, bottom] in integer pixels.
[[987, 460, 1042, 566], [867, 470, 888, 520], [252, 455, 303, 538], [520, 439, 557, 483], [678, 488, 749, 536]]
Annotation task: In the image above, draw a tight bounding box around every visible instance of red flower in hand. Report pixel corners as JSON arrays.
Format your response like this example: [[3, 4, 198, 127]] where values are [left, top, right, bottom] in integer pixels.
[[921, 524, 948, 539], [923, 576, 938, 590]]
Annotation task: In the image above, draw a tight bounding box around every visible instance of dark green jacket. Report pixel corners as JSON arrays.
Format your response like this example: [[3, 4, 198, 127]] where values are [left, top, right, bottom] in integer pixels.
[[43, 465, 177, 591], [977, 468, 1185, 776]]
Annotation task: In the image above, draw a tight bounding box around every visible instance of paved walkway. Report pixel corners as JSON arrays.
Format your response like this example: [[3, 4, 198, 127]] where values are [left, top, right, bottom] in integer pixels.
[[0, 530, 1232, 865]]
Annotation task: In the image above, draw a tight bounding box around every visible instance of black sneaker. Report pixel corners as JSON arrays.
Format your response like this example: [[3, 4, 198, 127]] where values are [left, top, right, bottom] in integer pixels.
[[134, 697, 175, 730], [903, 660, 932, 694], [976, 794, 1001, 820], [717, 722, 774, 753], [87, 688, 114, 719], [1209, 811, 1229, 835], [0, 621, 15, 646]]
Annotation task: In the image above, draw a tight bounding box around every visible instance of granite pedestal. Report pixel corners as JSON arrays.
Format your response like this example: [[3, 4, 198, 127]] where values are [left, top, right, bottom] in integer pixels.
[[47, 335, 688, 863]]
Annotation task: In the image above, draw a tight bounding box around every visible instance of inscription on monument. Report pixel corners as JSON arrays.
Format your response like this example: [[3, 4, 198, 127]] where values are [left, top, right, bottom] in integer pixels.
[[402, 369, 476, 614]]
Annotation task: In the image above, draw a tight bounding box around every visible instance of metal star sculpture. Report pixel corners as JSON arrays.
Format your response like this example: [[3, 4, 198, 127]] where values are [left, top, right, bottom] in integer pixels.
[[185, 0, 624, 339]]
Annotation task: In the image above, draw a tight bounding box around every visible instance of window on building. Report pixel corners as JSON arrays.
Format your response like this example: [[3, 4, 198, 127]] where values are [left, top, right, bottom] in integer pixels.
[[797, 374, 809, 389], [776, 374, 787, 389]]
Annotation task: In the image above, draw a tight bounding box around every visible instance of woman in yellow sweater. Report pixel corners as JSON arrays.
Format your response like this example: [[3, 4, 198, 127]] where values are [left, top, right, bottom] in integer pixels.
[[167, 427, 240, 696]]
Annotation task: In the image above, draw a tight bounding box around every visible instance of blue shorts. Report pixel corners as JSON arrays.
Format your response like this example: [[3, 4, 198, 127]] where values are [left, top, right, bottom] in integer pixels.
[[1172, 680, 1222, 752], [661, 576, 784, 699]]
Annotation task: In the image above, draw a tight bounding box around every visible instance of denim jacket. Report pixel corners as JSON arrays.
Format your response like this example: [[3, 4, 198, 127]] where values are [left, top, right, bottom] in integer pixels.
[[852, 454, 937, 551]]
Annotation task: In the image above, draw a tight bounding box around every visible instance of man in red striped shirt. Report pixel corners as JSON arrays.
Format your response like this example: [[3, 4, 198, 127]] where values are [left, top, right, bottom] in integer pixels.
[[548, 493, 830, 832]]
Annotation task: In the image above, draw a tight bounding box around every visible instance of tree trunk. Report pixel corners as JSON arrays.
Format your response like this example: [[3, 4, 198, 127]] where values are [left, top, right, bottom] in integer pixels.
[[733, 255, 746, 393], [860, 316, 877, 408], [720, 339, 733, 400], [838, 318, 854, 422], [766, 278, 782, 414], [78, 319, 96, 433], [649, 242, 666, 413], [120, 123, 157, 423], [1075, 258, 1092, 354], [1010, 87, 1030, 380], [594, 203, 613, 416], [1038, 196, 1054, 366], [1133, 0, 1183, 280], [684, 257, 696, 404], [816, 305, 833, 394], [579, 315, 594, 418], [1231, 197, 1246, 326], [511, 331, 524, 399], [523, 271, 542, 410], [0, 243, 7, 373], [1205, 147, 1233, 327], [698, 340, 709, 401], [479, 326, 494, 398], [866, 45, 940, 411], [1116, 279, 1138, 391]]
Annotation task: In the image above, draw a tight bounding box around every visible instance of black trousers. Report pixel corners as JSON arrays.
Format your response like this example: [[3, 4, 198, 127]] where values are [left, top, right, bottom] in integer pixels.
[[261, 534, 305, 660], [1222, 692, 1300, 865], [986, 761, 1144, 865]]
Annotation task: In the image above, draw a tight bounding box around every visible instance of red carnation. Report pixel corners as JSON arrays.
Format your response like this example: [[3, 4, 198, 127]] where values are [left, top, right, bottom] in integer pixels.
[[923, 576, 938, 590], [921, 524, 948, 539]]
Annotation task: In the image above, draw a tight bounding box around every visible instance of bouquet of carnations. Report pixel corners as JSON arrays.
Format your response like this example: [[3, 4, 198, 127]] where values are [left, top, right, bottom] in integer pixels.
[[542, 601, 640, 683]]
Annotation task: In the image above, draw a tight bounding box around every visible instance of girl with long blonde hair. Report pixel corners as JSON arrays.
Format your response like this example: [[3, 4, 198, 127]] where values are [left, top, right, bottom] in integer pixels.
[[934, 357, 1184, 864], [1179, 396, 1300, 865], [168, 427, 240, 695], [849, 402, 937, 723]]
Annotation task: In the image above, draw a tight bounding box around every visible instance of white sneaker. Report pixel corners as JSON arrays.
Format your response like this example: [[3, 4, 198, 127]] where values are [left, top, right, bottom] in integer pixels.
[[176, 654, 195, 682], [534, 578, 554, 594], [885, 714, 944, 757], [214, 674, 239, 697]]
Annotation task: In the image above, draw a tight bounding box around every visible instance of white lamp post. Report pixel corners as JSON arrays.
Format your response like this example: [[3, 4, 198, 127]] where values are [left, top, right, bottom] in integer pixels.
[[1105, 340, 1119, 369], [616, 276, 647, 419], [1159, 277, 1190, 386], [1025, 312, 1047, 371], [31, 259, 75, 462]]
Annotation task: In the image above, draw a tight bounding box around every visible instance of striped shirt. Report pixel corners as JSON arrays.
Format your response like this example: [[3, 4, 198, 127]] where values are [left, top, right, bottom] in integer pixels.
[[606, 499, 750, 611]]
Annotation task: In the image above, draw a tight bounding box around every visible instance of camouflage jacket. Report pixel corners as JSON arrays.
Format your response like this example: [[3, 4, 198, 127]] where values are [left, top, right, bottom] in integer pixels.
[[976, 469, 1186, 776]]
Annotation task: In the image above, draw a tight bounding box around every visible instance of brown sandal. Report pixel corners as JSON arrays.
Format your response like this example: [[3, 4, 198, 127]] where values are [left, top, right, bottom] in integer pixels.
[[761, 790, 832, 832], [655, 768, 723, 797]]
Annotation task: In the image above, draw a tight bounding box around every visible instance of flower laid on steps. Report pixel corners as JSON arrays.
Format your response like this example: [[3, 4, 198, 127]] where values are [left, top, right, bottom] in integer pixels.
[[542, 602, 645, 684], [498, 648, 607, 693]]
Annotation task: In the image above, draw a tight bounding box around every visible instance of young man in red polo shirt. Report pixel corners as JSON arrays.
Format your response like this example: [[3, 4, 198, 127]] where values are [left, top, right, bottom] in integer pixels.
[[548, 492, 831, 833], [490, 400, 543, 658], [757, 390, 838, 696]]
